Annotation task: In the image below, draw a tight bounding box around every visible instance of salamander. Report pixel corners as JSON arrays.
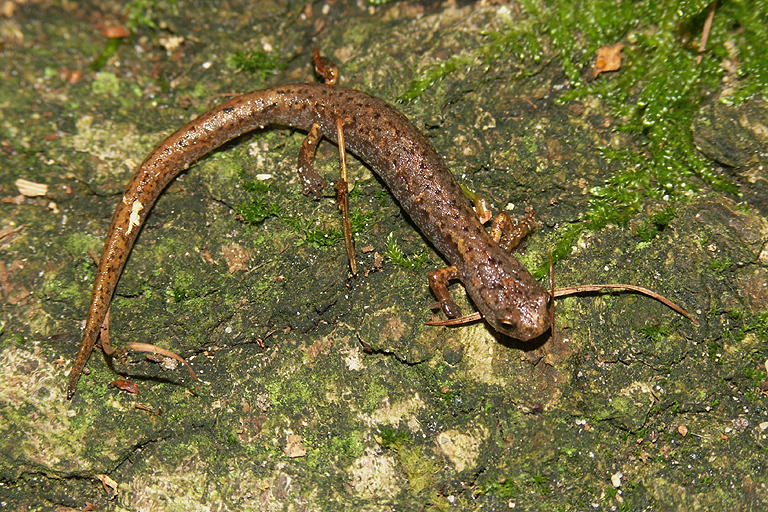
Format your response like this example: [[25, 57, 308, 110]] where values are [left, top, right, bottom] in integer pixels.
[[67, 56, 553, 399]]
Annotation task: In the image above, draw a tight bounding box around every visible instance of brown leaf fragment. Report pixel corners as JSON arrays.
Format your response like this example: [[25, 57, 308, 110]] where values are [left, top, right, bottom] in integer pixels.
[[15, 178, 48, 197], [0, 224, 24, 242], [284, 433, 307, 458], [110, 379, 139, 394], [1, 1, 17, 18], [593, 43, 624, 78], [100, 25, 129, 39], [94, 473, 118, 499]]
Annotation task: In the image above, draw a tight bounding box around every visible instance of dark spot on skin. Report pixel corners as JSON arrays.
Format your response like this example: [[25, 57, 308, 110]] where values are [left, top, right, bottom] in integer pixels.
[[223, 107, 234, 113]]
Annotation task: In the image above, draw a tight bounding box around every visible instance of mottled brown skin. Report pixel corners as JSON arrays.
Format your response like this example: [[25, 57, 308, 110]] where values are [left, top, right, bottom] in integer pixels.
[[67, 83, 552, 399]]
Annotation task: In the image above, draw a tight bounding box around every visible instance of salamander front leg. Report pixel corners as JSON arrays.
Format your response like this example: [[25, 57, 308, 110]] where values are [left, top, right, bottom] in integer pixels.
[[312, 47, 339, 85], [429, 265, 463, 318]]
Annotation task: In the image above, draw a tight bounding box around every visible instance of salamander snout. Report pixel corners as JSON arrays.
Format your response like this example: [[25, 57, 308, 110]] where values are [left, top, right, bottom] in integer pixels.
[[471, 260, 554, 341], [491, 290, 553, 341]]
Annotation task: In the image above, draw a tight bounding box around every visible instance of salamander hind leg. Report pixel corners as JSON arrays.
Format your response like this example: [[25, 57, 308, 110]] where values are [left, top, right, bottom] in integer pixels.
[[489, 209, 539, 252], [460, 184, 492, 224], [297, 124, 329, 199]]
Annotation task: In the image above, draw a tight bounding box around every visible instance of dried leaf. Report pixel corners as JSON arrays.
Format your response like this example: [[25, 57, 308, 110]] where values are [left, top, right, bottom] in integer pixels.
[[284, 434, 307, 458], [94, 473, 118, 499], [593, 43, 624, 78], [110, 379, 139, 394], [15, 178, 48, 197], [100, 25, 129, 39]]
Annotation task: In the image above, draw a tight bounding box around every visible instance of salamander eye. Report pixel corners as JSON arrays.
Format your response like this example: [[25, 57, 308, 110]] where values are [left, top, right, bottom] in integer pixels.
[[500, 317, 517, 333]]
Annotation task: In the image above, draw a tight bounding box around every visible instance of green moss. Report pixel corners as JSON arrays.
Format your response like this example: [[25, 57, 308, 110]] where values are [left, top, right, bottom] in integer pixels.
[[633, 206, 677, 242], [165, 284, 201, 303], [91, 72, 122, 97], [126, 0, 179, 31], [349, 209, 373, 235], [263, 370, 315, 408], [377, 426, 411, 449], [553, 2, 740, 204], [744, 312, 768, 341], [716, 0, 768, 103], [639, 323, 672, 342], [362, 379, 389, 412], [65, 232, 102, 257], [529, 471, 550, 495], [717, 309, 768, 369], [482, 18, 544, 67], [303, 225, 344, 248], [226, 50, 287, 81], [91, 38, 123, 72], [336, 431, 364, 459], [742, 365, 765, 389], [291, 207, 371, 249], [497, 0, 768, 264], [398, 7, 544, 102], [535, 222, 585, 278], [707, 257, 734, 273], [384, 232, 429, 269], [399, 445, 438, 496], [235, 181, 281, 225], [481, 477, 520, 499], [237, 196, 281, 225], [398, 55, 471, 103], [242, 180, 270, 194]]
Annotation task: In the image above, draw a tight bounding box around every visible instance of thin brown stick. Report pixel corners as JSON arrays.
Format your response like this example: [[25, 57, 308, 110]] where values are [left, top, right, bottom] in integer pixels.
[[553, 284, 699, 326], [123, 342, 199, 381], [134, 403, 162, 415], [426, 284, 699, 327], [697, 1, 717, 65], [90, 249, 199, 384], [426, 312, 482, 326], [335, 117, 357, 275]]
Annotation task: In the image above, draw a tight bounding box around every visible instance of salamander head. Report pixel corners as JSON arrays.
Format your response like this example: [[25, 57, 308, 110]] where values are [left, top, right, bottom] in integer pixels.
[[465, 257, 553, 341]]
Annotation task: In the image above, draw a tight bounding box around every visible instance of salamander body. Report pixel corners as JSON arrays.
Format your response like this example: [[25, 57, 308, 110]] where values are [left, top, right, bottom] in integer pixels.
[[67, 81, 552, 398]]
